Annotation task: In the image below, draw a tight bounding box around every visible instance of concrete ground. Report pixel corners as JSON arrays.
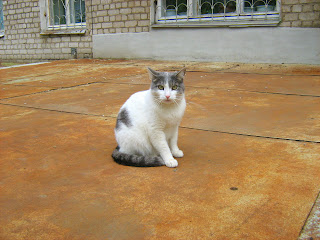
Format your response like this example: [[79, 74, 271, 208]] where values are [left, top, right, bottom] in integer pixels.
[[0, 59, 319, 240]]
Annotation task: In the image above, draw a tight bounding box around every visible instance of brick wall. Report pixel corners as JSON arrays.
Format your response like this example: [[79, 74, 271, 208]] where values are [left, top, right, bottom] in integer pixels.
[[280, 0, 320, 27], [0, 0, 93, 62], [90, 0, 150, 34], [0, 0, 152, 62]]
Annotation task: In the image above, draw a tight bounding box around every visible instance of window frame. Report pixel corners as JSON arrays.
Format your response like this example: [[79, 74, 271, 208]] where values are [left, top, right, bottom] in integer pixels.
[[40, 0, 86, 35], [151, 0, 281, 27]]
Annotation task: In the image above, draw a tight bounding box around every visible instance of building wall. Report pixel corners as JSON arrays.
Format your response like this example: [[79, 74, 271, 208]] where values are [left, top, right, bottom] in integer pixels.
[[90, 0, 150, 34], [92, 0, 320, 64], [0, 0, 92, 62], [93, 28, 320, 64], [0, 0, 319, 63], [281, 0, 320, 27]]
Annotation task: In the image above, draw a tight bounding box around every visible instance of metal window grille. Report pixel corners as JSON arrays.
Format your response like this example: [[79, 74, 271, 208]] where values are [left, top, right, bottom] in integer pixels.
[[0, 0, 4, 32], [48, 0, 86, 30], [154, 0, 281, 25]]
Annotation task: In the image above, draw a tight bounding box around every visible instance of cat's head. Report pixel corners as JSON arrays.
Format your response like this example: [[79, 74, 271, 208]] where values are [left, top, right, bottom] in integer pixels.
[[147, 67, 186, 105]]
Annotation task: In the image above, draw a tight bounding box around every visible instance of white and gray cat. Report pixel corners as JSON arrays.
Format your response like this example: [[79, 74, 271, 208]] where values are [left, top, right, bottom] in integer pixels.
[[112, 67, 186, 168]]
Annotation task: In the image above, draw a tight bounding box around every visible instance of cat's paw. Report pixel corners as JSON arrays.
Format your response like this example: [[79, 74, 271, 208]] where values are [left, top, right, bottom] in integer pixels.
[[172, 150, 184, 158], [165, 159, 178, 168]]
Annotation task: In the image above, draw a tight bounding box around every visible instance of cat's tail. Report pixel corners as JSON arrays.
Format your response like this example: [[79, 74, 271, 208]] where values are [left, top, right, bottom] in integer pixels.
[[112, 146, 164, 167]]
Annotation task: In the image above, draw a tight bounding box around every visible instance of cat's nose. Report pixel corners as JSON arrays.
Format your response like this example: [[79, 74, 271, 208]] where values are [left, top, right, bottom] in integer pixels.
[[166, 95, 170, 100]]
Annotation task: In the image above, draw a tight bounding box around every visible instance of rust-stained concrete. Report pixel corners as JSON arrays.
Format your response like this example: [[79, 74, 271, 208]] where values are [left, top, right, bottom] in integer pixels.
[[0, 59, 319, 240]]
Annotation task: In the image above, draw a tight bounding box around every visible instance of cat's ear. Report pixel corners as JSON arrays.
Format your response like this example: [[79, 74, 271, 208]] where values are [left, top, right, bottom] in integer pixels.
[[176, 68, 186, 82], [147, 67, 159, 82]]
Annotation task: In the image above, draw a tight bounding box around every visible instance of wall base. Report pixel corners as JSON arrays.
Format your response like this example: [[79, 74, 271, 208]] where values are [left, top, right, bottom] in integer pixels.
[[93, 27, 320, 64]]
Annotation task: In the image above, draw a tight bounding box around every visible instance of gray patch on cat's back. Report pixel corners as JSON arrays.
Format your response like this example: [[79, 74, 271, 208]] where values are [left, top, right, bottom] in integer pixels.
[[116, 108, 132, 129]]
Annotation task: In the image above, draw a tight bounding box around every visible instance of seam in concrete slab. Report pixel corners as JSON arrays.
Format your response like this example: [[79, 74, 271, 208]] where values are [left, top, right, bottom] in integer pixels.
[[1, 102, 319, 144], [0, 73, 146, 97], [0, 88, 59, 101], [207, 71, 320, 77], [0, 77, 151, 101], [0, 102, 105, 118], [237, 90, 320, 98], [180, 126, 320, 144], [4, 72, 65, 83], [0, 74, 145, 100], [94, 80, 320, 98], [99, 81, 320, 98], [2, 81, 320, 101], [156, 67, 320, 76], [188, 86, 320, 98]]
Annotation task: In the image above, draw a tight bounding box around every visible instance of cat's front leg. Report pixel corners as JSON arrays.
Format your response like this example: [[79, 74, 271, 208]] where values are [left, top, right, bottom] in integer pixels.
[[150, 130, 178, 168], [172, 149, 184, 158], [169, 126, 184, 158]]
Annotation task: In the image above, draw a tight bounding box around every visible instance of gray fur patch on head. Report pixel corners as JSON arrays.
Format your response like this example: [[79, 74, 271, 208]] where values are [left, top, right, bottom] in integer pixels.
[[116, 108, 132, 129], [147, 67, 186, 93]]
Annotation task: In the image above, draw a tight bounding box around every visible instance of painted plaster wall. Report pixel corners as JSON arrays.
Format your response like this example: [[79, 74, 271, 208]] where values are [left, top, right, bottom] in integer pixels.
[[93, 27, 320, 64]]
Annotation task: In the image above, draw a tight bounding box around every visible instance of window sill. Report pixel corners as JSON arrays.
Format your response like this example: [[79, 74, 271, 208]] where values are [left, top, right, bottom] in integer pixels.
[[0, 31, 4, 38], [151, 19, 281, 28], [40, 28, 86, 35]]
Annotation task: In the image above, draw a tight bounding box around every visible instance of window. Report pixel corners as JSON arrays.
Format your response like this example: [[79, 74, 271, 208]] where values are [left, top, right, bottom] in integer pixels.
[[0, 0, 4, 36], [153, 0, 280, 27], [48, 0, 86, 30]]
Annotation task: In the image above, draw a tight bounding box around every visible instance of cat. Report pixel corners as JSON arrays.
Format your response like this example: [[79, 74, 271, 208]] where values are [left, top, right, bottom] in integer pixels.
[[112, 67, 186, 168]]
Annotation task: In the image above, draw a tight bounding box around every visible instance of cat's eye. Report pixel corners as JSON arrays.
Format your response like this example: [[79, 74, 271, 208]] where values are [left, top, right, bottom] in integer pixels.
[[158, 85, 164, 90], [172, 85, 178, 90]]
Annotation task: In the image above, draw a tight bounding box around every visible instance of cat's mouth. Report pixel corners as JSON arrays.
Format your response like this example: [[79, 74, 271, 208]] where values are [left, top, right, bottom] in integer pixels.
[[163, 99, 173, 103]]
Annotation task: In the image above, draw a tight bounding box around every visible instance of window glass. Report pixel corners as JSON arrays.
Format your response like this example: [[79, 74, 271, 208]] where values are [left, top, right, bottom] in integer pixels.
[[200, 0, 236, 15], [0, 0, 4, 31], [164, 0, 187, 16], [70, 0, 86, 24], [244, 0, 277, 12], [157, 0, 280, 25], [52, 0, 66, 25], [49, 0, 86, 27]]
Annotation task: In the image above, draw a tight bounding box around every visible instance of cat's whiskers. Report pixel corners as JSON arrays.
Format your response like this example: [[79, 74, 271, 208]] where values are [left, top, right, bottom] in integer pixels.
[[173, 99, 180, 107], [155, 98, 163, 107], [173, 95, 183, 106]]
